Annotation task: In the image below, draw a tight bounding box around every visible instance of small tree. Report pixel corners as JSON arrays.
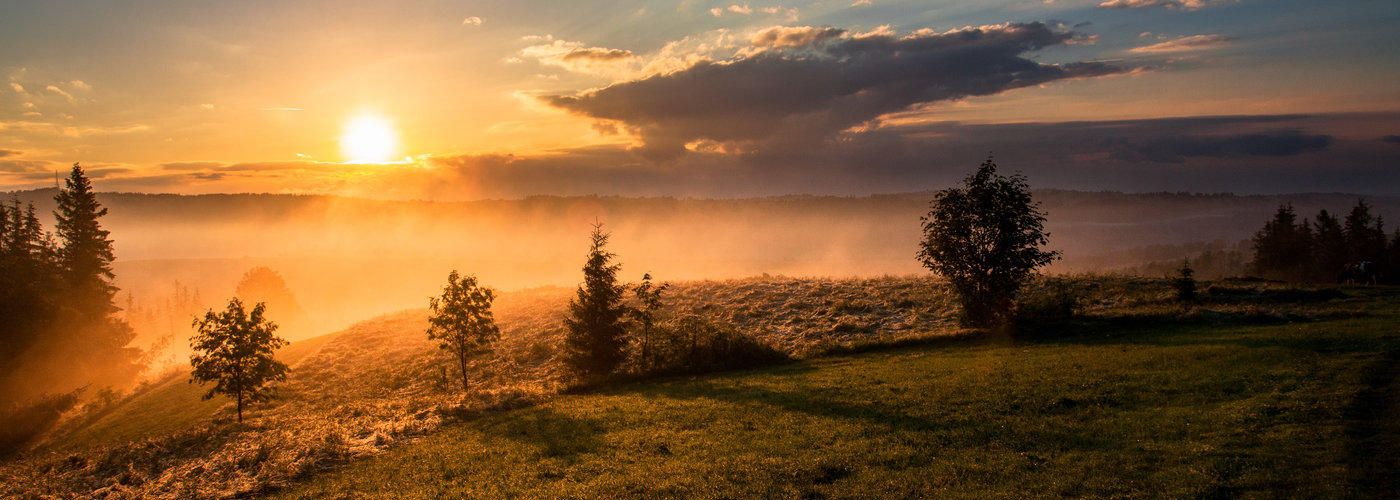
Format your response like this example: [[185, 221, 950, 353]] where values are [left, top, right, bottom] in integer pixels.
[[189, 298, 288, 422], [629, 272, 669, 371], [918, 157, 1058, 327], [1173, 259, 1198, 304], [563, 222, 629, 377], [426, 270, 500, 393]]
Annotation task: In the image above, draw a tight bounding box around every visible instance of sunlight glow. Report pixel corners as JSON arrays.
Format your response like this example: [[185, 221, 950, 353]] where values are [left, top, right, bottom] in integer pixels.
[[340, 114, 398, 163]]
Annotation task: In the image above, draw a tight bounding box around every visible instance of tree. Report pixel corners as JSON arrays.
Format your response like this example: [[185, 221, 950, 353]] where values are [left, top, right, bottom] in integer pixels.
[[426, 271, 500, 393], [628, 272, 669, 371], [1344, 199, 1387, 266], [918, 157, 1059, 327], [1251, 204, 1310, 280], [54, 163, 117, 311], [189, 298, 288, 422], [1312, 210, 1348, 282], [235, 266, 308, 332], [563, 222, 630, 376], [1173, 259, 1197, 304]]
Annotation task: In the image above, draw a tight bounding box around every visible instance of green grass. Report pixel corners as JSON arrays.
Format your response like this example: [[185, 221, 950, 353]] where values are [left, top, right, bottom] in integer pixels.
[[281, 296, 1400, 498], [43, 331, 337, 452]]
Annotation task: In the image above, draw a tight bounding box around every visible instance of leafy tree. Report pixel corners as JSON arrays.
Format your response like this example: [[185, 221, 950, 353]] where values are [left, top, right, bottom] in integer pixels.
[[189, 298, 288, 422], [917, 158, 1058, 327], [564, 222, 630, 376], [54, 163, 117, 311], [235, 266, 308, 332], [426, 271, 500, 392], [628, 272, 669, 371], [1173, 259, 1197, 304]]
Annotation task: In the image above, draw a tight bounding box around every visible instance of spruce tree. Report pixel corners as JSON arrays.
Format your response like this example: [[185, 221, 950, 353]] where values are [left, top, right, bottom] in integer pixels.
[[563, 222, 629, 377], [54, 163, 117, 311]]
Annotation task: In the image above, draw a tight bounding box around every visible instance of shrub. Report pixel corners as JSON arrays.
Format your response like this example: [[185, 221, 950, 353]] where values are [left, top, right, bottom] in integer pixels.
[[641, 315, 788, 375], [1011, 283, 1082, 336]]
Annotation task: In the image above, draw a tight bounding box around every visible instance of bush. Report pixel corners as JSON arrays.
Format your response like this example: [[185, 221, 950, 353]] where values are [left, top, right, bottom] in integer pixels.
[[1011, 284, 1082, 336], [637, 315, 789, 375]]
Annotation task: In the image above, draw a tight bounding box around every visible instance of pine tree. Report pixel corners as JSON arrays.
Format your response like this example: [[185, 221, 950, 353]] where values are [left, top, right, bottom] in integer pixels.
[[189, 298, 289, 422], [1173, 259, 1197, 304], [563, 222, 630, 377], [426, 271, 500, 392], [1251, 204, 1310, 280], [54, 163, 117, 311], [1344, 199, 1386, 266], [1312, 210, 1348, 282]]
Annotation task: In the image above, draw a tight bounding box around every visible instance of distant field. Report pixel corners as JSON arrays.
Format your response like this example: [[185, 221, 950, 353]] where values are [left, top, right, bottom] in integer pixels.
[[282, 289, 1400, 498]]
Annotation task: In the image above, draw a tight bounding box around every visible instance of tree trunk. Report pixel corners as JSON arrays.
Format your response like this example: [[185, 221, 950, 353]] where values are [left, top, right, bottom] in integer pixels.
[[236, 392, 244, 423], [458, 350, 470, 393]]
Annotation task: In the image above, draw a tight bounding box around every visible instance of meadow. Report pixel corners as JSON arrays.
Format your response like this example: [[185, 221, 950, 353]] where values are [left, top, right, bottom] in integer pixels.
[[2, 275, 1396, 497]]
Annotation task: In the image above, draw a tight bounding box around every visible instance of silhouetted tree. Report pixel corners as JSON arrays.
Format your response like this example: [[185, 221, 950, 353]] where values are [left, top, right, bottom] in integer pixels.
[[1312, 210, 1348, 281], [564, 222, 630, 376], [628, 272, 669, 371], [1251, 205, 1311, 280], [426, 271, 500, 393], [1173, 259, 1197, 304], [54, 163, 117, 311], [189, 298, 288, 422], [235, 266, 307, 332], [918, 157, 1058, 327], [1344, 199, 1387, 268]]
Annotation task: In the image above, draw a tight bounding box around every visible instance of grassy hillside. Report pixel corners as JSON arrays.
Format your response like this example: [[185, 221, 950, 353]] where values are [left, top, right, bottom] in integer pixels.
[[4, 276, 1396, 497], [281, 288, 1400, 498], [0, 276, 960, 498]]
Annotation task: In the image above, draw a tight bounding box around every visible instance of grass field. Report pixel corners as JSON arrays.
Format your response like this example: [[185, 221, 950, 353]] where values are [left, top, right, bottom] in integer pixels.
[[280, 289, 1400, 498], [4, 277, 1398, 497]]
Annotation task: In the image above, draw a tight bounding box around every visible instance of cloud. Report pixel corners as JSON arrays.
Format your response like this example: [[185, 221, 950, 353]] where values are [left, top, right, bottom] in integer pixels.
[[461, 16, 483, 26], [852, 0, 872, 6], [749, 26, 844, 49], [1129, 34, 1233, 53], [68, 80, 92, 91], [8, 82, 24, 93], [0, 149, 20, 158], [543, 22, 1125, 160], [520, 39, 639, 77], [0, 159, 52, 173], [46, 85, 76, 103], [560, 47, 635, 62], [1098, 0, 1215, 10], [1382, 135, 1400, 145]]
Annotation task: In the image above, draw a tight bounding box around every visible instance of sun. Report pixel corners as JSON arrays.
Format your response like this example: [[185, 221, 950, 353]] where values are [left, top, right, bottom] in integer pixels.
[[340, 113, 398, 163]]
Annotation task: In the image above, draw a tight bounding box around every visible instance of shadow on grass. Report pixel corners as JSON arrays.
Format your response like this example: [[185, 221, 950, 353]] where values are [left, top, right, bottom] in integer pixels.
[[477, 407, 605, 458], [1343, 347, 1400, 497]]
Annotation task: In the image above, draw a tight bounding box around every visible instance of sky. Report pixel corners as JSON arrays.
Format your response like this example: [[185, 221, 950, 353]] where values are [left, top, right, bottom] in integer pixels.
[[1, 0, 1398, 198]]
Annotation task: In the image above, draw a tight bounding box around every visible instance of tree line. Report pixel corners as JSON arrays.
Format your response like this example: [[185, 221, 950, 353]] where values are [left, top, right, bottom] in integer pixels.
[[0, 164, 143, 401], [1251, 201, 1398, 284]]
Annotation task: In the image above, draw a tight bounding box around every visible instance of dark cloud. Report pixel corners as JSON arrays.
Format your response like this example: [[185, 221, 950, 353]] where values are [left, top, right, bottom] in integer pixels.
[[0, 149, 22, 158], [544, 22, 1125, 161], [1382, 135, 1400, 145], [1109, 130, 1330, 163], [0, 159, 52, 173], [560, 47, 634, 62]]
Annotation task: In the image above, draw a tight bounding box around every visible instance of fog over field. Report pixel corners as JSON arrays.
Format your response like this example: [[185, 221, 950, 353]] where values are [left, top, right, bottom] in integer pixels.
[[11, 188, 1399, 346]]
